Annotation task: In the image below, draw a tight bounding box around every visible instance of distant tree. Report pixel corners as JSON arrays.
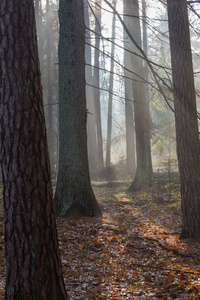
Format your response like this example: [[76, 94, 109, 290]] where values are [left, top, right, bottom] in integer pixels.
[[93, 0, 104, 169], [46, 0, 55, 176], [34, 0, 44, 67], [55, 0, 101, 217], [123, 2, 136, 172], [167, 0, 200, 238], [84, 0, 98, 170], [123, 0, 154, 191], [106, 0, 117, 168], [0, 0, 67, 298], [141, 0, 154, 186]]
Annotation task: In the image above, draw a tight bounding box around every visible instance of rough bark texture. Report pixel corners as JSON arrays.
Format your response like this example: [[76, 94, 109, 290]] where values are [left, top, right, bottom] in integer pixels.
[[167, 0, 200, 238], [55, 0, 101, 217], [123, 0, 154, 191], [0, 0, 67, 299]]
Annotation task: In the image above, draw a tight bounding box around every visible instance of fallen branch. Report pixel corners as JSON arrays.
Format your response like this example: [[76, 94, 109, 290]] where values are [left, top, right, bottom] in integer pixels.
[[144, 236, 200, 262], [131, 262, 200, 274]]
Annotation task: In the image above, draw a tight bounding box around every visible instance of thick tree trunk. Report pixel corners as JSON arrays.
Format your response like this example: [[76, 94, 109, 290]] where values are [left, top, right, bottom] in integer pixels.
[[167, 0, 200, 238], [0, 0, 67, 299], [106, 0, 117, 168], [55, 0, 101, 217]]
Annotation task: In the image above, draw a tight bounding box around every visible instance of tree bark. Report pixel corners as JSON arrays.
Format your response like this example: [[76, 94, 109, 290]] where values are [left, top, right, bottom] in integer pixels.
[[55, 0, 102, 217], [167, 0, 200, 238], [0, 0, 67, 299]]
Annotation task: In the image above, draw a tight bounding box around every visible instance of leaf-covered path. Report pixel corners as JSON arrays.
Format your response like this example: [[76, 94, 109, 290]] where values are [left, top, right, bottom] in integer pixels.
[[0, 183, 200, 299]]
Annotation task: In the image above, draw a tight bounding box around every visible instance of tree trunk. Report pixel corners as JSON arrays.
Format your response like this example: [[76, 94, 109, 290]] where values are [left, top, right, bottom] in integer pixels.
[[123, 8, 136, 172], [55, 0, 102, 217], [84, 0, 98, 170], [46, 0, 53, 130], [94, 0, 104, 169], [106, 0, 117, 168], [167, 0, 200, 238], [0, 0, 67, 299], [34, 0, 43, 69], [123, 0, 154, 191], [142, 0, 154, 187], [46, 0, 55, 177]]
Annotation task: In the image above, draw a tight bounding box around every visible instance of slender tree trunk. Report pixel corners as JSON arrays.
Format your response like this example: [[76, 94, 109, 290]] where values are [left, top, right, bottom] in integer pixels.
[[34, 0, 43, 68], [106, 0, 117, 168], [46, 0, 53, 130], [167, 0, 200, 238], [55, 0, 101, 217], [0, 0, 67, 299], [46, 0, 54, 177], [123, 7, 136, 172], [142, 0, 154, 186], [123, 0, 154, 191], [94, 0, 104, 169], [45, 0, 57, 178], [84, 0, 98, 170]]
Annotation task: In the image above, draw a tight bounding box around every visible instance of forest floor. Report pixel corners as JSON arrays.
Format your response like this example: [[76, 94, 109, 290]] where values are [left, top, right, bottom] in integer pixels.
[[0, 182, 200, 299]]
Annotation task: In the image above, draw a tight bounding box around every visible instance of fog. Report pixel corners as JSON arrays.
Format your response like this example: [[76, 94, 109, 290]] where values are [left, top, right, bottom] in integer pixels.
[[36, 0, 200, 181]]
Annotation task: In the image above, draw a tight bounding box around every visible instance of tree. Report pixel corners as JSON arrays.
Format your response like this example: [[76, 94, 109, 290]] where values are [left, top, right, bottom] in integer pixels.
[[84, 0, 98, 170], [54, 0, 101, 217], [93, 0, 104, 169], [167, 0, 200, 238], [123, 0, 154, 191], [123, 3, 136, 172], [124, 60, 136, 172], [0, 0, 67, 299], [46, 0, 55, 176], [106, 0, 117, 168]]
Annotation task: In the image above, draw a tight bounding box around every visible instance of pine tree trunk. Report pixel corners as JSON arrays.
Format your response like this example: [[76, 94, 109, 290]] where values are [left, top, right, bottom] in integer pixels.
[[55, 0, 101, 217], [0, 0, 67, 299], [167, 0, 200, 238]]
